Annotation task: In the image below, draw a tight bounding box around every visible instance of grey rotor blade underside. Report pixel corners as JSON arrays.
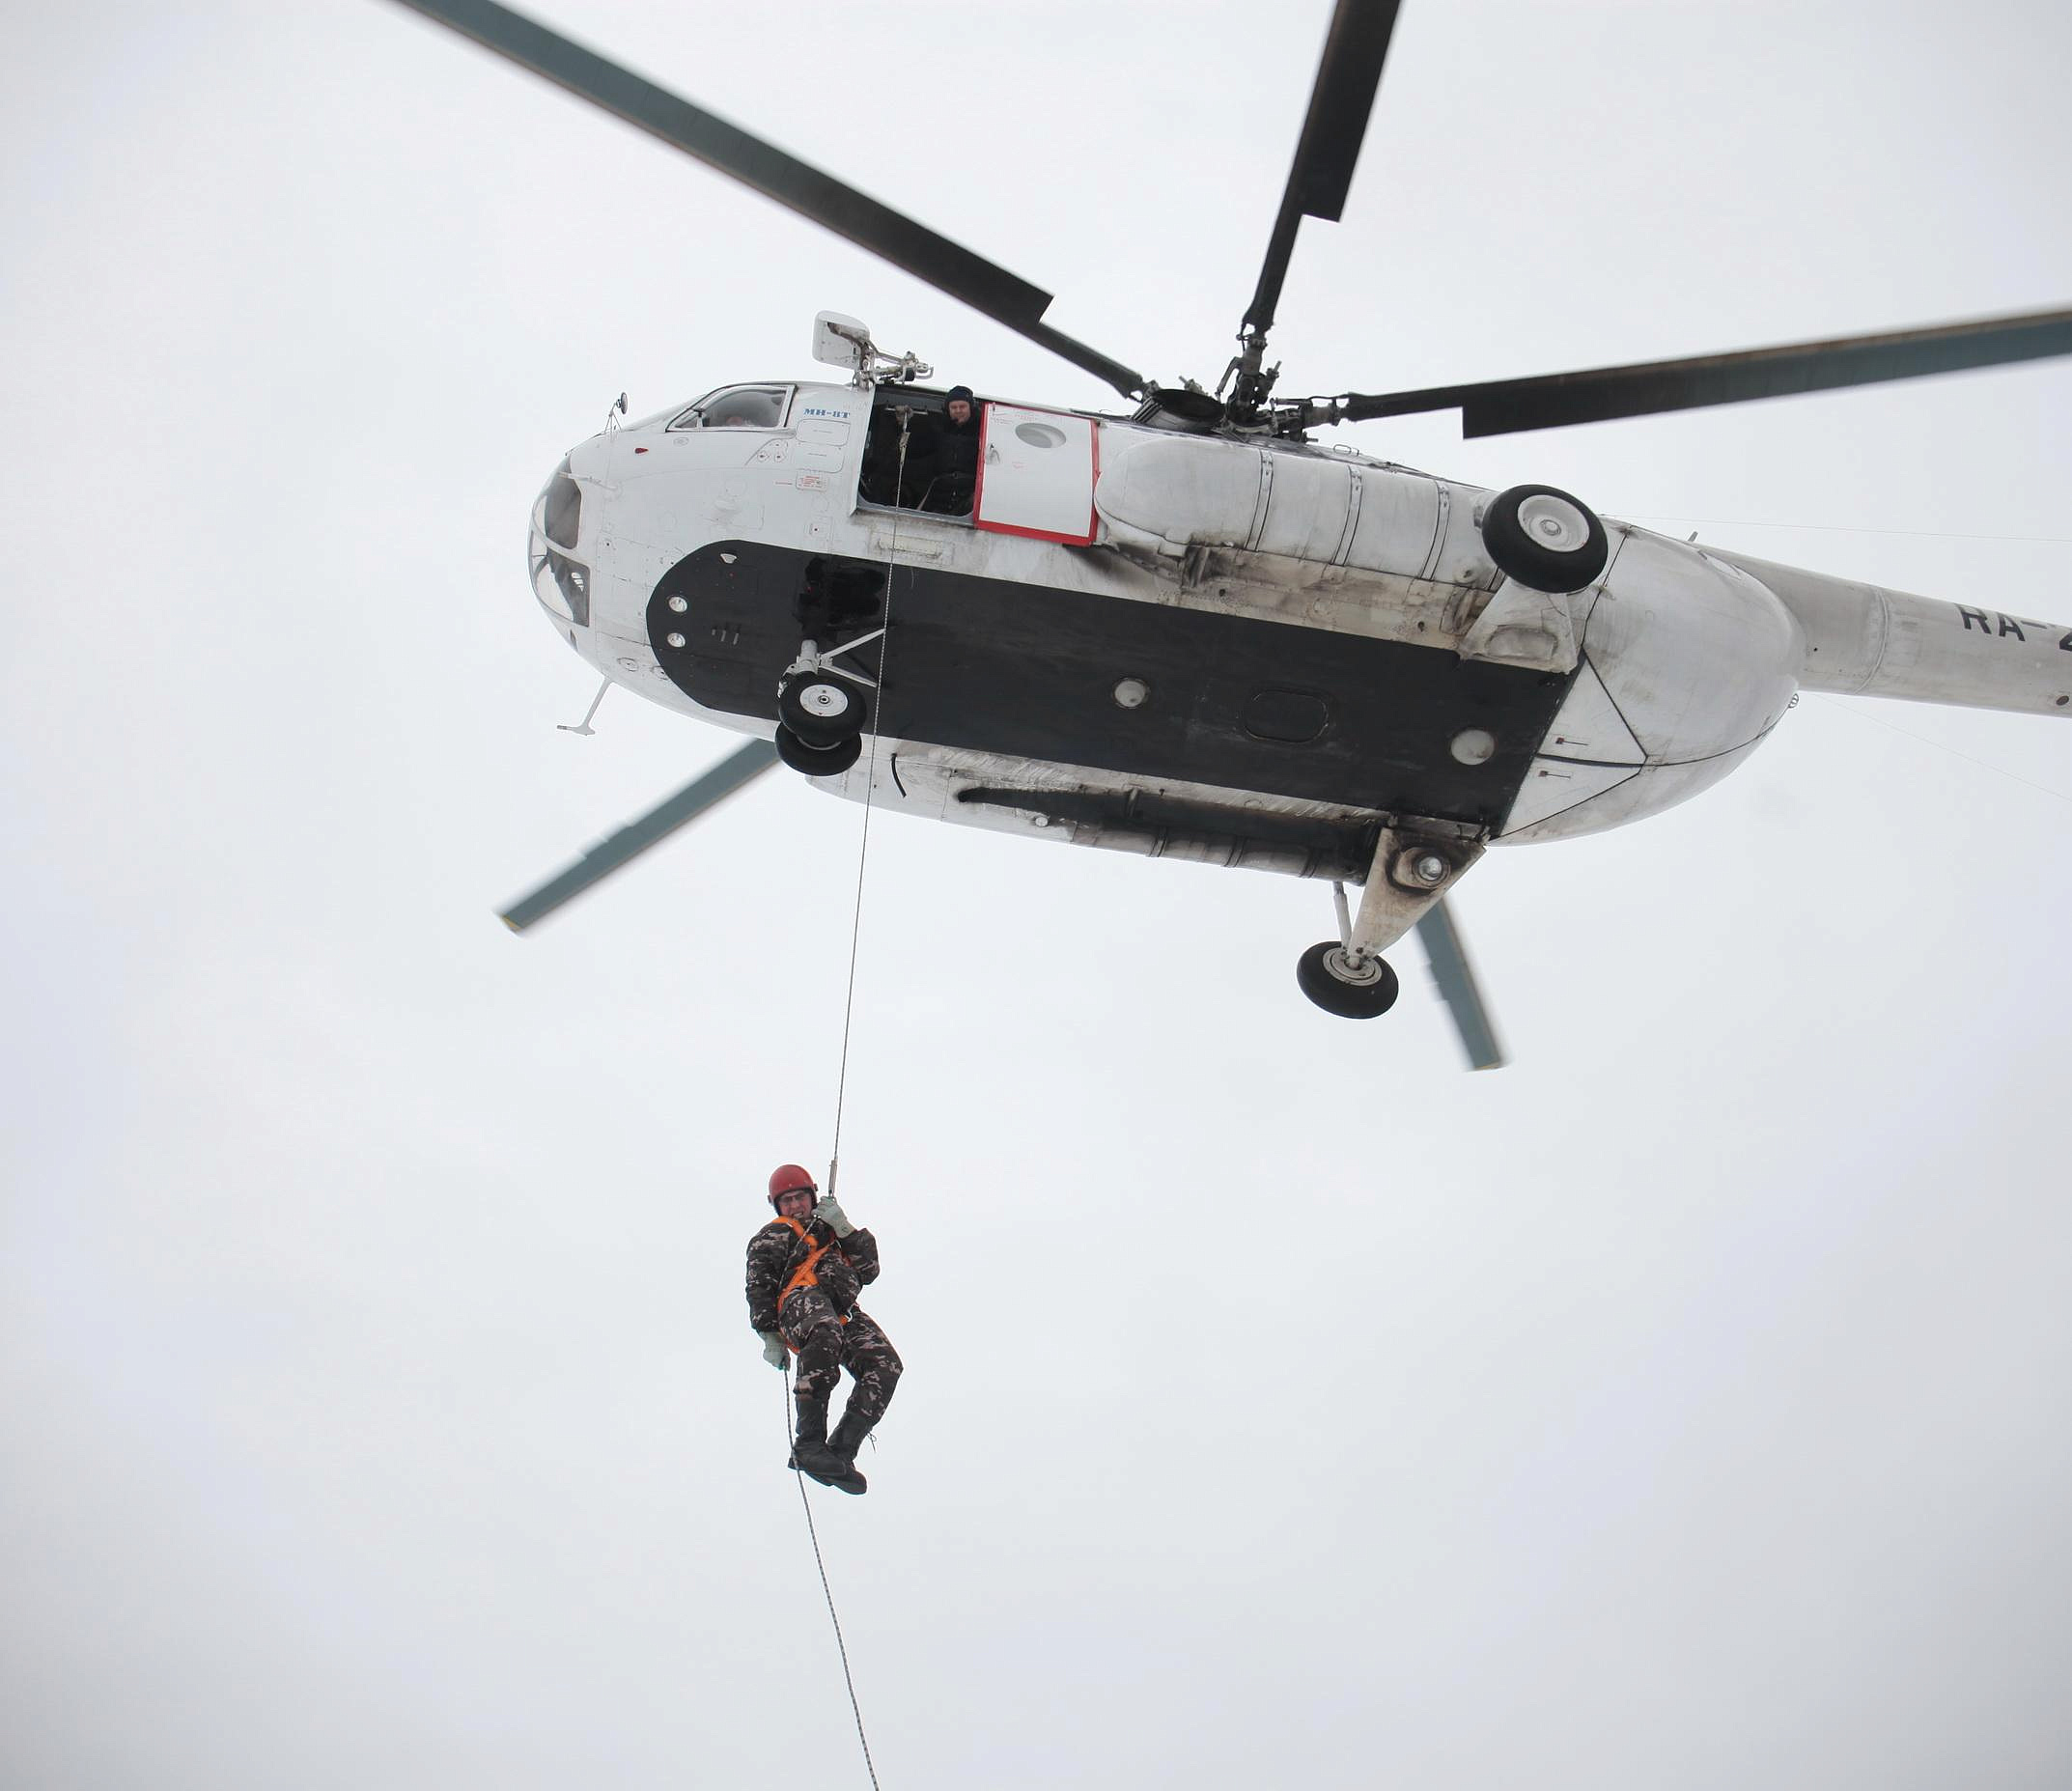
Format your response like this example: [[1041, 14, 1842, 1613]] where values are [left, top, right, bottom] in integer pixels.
[[381, 0, 1147, 399], [1242, 0, 1405, 344], [1328, 305, 2072, 436], [499, 738, 780, 934], [1414, 899, 1503, 1072]]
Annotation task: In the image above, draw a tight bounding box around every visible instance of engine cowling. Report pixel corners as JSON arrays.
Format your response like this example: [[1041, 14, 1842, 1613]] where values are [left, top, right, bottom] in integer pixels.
[[1093, 430, 1499, 591]]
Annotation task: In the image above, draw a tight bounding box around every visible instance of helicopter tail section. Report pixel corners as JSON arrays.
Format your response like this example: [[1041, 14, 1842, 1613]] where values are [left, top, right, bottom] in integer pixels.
[[1717, 547, 2072, 718]]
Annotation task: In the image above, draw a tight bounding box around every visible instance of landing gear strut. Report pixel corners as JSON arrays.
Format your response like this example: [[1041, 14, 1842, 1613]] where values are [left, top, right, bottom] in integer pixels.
[[1296, 824, 1487, 1020]]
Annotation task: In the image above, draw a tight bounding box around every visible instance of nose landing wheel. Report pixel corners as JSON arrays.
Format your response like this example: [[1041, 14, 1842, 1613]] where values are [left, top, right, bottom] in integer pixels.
[[773, 631, 879, 779], [1296, 941, 1401, 1019], [779, 671, 870, 747]]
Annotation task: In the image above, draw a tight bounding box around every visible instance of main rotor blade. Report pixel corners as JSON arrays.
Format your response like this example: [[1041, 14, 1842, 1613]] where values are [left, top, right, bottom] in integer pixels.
[[1242, 0, 1406, 340], [499, 737, 779, 934], [1414, 900, 1504, 1071], [1329, 305, 2072, 436], [381, 0, 1147, 399]]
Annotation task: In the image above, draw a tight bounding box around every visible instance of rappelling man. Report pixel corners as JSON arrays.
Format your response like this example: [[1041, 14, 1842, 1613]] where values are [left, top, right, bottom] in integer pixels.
[[746, 1163, 903, 1496]]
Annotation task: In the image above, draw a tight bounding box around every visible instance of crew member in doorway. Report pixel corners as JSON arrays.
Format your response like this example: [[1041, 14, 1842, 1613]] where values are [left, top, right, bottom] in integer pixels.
[[747, 1164, 903, 1495], [908, 384, 981, 514]]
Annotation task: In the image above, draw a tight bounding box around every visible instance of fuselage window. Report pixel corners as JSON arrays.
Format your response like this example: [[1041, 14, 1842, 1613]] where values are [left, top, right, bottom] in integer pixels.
[[669, 385, 794, 431]]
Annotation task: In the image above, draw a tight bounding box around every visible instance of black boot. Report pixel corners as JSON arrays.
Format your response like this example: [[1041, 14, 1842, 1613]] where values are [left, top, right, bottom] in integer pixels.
[[815, 1407, 874, 1496], [790, 1394, 839, 1477]]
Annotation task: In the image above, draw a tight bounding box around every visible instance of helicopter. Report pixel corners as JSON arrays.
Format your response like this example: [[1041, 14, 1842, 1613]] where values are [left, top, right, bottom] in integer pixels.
[[390, 0, 2072, 1070]]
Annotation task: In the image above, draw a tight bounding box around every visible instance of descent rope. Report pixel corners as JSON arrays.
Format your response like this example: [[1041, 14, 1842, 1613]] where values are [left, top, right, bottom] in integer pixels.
[[786, 1364, 882, 1791]]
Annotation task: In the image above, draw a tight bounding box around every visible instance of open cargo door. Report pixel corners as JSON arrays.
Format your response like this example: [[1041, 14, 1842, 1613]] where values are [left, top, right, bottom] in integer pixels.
[[973, 405, 1099, 545]]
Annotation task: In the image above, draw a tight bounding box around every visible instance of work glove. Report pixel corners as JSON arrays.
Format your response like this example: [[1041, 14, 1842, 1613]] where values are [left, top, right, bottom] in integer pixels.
[[813, 1194, 855, 1238], [758, 1330, 789, 1370]]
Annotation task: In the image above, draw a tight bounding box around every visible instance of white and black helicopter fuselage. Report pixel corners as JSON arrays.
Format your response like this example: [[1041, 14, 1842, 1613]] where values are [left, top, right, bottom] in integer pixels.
[[521, 340, 2068, 1045]]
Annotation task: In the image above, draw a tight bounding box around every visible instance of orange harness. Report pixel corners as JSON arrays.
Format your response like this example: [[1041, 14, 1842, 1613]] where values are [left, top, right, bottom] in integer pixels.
[[774, 1217, 850, 1350]]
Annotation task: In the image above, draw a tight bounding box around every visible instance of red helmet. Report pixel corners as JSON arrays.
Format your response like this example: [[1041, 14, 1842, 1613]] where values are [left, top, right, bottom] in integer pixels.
[[768, 1163, 818, 1207]]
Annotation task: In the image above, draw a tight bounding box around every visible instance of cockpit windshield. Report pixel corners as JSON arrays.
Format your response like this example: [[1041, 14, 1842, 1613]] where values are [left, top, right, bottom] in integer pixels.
[[528, 456, 590, 627], [539, 458, 581, 549], [671, 385, 793, 431], [530, 545, 590, 627], [526, 458, 592, 626]]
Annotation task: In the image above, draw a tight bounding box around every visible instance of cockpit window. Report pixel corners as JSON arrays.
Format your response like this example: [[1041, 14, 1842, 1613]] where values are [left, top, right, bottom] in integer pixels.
[[530, 546, 591, 628], [541, 459, 581, 550], [670, 385, 793, 431]]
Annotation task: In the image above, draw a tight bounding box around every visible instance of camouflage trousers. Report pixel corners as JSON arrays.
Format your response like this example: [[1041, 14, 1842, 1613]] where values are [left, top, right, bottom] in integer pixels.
[[780, 1289, 903, 1432]]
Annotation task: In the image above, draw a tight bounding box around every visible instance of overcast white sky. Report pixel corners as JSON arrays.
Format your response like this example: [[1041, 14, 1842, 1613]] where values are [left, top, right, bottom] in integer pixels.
[[6, 3, 2071, 1787]]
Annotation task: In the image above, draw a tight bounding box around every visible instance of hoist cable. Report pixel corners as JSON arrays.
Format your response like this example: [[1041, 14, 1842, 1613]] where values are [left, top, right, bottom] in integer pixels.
[[825, 414, 910, 1204], [785, 1364, 882, 1791]]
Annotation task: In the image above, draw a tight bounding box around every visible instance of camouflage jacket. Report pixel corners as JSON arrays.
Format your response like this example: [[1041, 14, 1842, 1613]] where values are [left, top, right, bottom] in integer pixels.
[[744, 1217, 881, 1333]]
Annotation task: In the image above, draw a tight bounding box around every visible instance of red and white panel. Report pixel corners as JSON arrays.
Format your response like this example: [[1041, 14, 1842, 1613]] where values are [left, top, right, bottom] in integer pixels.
[[973, 405, 1099, 545]]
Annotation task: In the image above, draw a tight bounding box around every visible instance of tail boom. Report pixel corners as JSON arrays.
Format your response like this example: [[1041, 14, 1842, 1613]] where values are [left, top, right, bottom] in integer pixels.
[[1715, 547, 2072, 717]]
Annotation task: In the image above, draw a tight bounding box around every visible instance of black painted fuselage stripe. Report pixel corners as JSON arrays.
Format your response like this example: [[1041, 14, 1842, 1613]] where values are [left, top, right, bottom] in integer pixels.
[[650, 543, 1578, 828]]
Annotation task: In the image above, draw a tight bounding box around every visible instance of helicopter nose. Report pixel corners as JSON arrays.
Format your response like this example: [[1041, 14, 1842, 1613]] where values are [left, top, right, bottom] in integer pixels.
[[527, 452, 591, 630]]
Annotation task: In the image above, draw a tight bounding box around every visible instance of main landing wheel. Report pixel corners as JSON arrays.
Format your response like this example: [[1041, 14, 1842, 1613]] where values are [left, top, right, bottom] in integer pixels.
[[774, 723, 862, 777], [1296, 941, 1401, 1020], [778, 673, 868, 747], [1482, 484, 1609, 593]]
